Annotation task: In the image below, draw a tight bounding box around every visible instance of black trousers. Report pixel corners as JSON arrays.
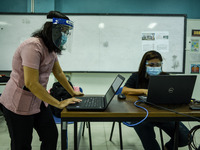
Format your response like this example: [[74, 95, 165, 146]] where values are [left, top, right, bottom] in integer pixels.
[[0, 102, 58, 150]]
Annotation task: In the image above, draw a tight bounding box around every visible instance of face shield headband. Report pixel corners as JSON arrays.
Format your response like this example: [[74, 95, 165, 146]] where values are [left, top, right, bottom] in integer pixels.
[[50, 17, 74, 52]]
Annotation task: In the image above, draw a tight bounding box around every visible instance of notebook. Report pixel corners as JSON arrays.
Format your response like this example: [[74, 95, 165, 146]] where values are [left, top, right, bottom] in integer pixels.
[[139, 75, 197, 105], [66, 74, 125, 111]]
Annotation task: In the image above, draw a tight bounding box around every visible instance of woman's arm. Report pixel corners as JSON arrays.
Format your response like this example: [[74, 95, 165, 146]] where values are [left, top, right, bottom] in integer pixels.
[[52, 61, 84, 97], [23, 66, 81, 109], [122, 86, 148, 96]]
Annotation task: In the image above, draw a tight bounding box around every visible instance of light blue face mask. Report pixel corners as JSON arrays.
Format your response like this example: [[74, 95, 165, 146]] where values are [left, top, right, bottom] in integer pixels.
[[146, 66, 162, 76], [60, 32, 67, 46]]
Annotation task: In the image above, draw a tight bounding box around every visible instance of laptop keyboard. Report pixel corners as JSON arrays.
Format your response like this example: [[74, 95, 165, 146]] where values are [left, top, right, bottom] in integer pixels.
[[81, 97, 103, 108]]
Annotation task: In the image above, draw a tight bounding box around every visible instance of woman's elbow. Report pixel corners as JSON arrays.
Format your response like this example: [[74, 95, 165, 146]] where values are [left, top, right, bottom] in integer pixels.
[[121, 87, 127, 94], [24, 80, 37, 91]]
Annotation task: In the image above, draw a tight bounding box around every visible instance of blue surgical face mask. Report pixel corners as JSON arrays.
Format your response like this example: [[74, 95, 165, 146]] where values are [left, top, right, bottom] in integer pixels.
[[60, 32, 67, 46], [146, 66, 162, 76]]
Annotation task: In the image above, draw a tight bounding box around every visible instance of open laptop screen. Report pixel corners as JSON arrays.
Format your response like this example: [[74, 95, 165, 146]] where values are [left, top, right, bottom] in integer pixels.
[[147, 75, 196, 104], [105, 75, 124, 106], [112, 76, 124, 92]]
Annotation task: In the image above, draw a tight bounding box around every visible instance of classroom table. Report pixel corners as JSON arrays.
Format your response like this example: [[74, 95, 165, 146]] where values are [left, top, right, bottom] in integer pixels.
[[61, 95, 200, 150]]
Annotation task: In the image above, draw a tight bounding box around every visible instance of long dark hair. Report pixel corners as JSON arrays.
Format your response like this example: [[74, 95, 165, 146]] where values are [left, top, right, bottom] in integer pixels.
[[138, 50, 163, 88], [31, 11, 70, 54]]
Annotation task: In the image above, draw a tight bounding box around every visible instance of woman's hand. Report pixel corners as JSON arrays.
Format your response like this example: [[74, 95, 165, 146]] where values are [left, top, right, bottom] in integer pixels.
[[57, 97, 82, 109], [143, 89, 148, 96], [72, 91, 84, 97]]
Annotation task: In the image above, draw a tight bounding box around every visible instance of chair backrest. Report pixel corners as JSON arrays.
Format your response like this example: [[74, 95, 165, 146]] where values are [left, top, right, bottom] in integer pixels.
[[73, 86, 83, 92]]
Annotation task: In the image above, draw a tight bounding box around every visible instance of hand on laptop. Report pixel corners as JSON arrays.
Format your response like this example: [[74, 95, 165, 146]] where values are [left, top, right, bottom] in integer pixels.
[[58, 97, 82, 109], [143, 89, 148, 96]]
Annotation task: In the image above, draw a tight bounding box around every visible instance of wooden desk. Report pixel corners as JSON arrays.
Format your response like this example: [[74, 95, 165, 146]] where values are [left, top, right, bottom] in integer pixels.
[[61, 95, 200, 150]]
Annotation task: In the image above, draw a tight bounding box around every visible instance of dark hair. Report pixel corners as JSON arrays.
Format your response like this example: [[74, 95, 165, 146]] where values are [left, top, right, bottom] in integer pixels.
[[138, 50, 163, 88], [31, 11, 69, 54]]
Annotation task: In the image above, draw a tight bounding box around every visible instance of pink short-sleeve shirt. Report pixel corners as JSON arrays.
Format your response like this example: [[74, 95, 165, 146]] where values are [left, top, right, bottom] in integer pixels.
[[0, 37, 58, 115]]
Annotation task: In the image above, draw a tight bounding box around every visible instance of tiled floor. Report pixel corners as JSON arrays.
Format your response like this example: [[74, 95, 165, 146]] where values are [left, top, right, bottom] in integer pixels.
[[0, 113, 199, 150]]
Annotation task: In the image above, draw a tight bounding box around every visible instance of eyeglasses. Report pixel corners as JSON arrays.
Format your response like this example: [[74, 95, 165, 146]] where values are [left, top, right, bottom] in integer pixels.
[[146, 62, 162, 67]]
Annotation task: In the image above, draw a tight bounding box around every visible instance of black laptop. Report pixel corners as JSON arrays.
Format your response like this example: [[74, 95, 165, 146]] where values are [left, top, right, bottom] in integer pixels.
[[66, 74, 125, 111], [139, 75, 197, 105]]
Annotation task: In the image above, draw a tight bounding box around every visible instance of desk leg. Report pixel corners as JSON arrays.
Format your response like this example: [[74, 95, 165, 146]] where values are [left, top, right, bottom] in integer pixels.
[[119, 122, 123, 150], [74, 122, 85, 150], [87, 122, 93, 150], [61, 120, 68, 150], [74, 122, 78, 150], [173, 121, 179, 150]]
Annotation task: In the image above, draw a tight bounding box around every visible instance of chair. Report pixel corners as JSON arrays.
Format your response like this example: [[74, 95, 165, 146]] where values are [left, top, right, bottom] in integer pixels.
[[116, 87, 123, 95], [109, 122, 165, 150], [109, 87, 165, 150]]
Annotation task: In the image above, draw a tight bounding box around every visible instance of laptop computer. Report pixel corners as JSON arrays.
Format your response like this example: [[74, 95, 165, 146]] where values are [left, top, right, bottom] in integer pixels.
[[66, 74, 125, 111], [139, 75, 197, 105]]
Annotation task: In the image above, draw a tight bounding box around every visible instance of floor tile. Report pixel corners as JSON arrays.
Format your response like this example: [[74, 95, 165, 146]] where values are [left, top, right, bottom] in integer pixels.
[[0, 147, 10, 150], [0, 116, 10, 147]]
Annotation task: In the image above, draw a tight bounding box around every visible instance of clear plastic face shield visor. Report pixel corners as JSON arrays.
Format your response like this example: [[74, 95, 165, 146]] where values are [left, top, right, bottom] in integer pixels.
[[51, 18, 74, 52]]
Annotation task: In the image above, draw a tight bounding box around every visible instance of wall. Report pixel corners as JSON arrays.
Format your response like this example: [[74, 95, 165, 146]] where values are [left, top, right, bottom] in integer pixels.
[[0, 0, 200, 19], [0, 0, 200, 99], [185, 19, 200, 99]]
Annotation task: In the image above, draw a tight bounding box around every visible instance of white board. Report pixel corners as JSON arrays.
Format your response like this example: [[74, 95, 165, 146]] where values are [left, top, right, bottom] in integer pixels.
[[0, 13, 186, 73]]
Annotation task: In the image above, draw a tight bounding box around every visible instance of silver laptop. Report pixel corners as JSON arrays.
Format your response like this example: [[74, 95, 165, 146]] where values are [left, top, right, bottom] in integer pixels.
[[139, 75, 196, 105], [67, 74, 125, 111]]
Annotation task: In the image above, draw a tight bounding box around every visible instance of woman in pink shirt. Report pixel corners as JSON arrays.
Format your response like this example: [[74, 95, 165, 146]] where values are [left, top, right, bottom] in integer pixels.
[[0, 11, 83, 150]]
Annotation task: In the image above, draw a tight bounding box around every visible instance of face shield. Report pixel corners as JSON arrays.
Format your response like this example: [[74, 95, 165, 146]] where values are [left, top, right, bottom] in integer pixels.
[[52, 18, 74, 52]]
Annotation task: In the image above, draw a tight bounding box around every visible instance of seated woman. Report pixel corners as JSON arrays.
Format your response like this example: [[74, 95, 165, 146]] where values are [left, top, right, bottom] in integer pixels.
[[122, 50, 190, 150]]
